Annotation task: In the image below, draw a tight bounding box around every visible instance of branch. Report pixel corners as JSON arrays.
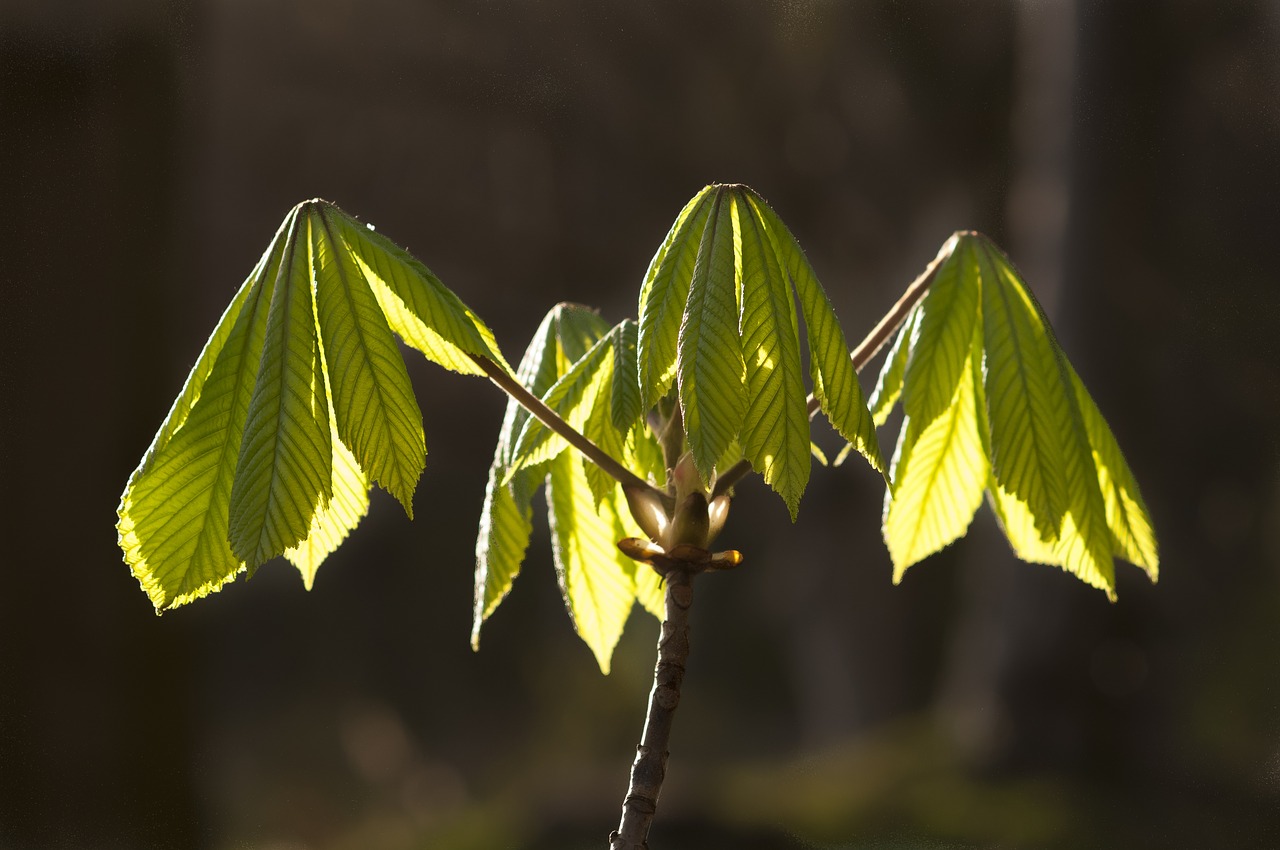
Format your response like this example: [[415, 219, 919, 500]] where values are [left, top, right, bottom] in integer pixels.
[[469, 354, 664, 499], [712, 239, 953, 499], [610, 568, 694, 850]]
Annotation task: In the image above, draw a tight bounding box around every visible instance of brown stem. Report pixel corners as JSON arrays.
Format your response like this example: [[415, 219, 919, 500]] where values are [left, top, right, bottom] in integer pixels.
[[713, 237, 955, 499], [469, 354, 661, 499], [610, 569, 693, 850]]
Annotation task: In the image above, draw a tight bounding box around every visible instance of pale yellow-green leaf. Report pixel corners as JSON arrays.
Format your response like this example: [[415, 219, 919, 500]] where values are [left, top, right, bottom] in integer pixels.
[[884, 345, 988, 581], [547, 451, 645, 674], [327, 208, 511, 377], [118, 211, 291, 610], [1067, 364, 1159, 578], [868, 305, 921, 427], [473, 305, 604, 647], [986, 480, 1116, 599], [285, 435, 370, 589], [903, 237, 980, 429], [508, 332, 614, 477], [736, 191, 810, 517], [309, 205, 425, 517]]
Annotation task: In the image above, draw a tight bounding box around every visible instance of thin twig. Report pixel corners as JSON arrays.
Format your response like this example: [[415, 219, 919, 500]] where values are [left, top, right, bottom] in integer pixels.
[[610, 568, 694, 850], [469, 354, 662, 498], [712, 238, 955, 500]]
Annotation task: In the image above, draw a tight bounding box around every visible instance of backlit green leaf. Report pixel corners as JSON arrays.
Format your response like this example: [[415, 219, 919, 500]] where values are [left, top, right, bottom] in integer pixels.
[[883, 322, 987, 579], [118, 210, 291, 610], [473, 305, 598, 645], [610, 318, 644, 434], [736, 192, 810, 518], [879, 231, 1158, 598], [473, 306, 662, 664], [678, 187, 748, 482], [285, 435, 370, 589], [978, 239, 1068, 543], [227, 211, 333, 568], [326, 208, 511, 377], [902, 235, 979, 429], [508, 329, 615, 475], [746, 192, 884, 477], [638, 186, 717, 410], [1067, 363, 1159, 578], [122, 199, 512, 610], [310, 205, 424, 516], [868, 305, 920, 427], [547, 451, 646, 674]]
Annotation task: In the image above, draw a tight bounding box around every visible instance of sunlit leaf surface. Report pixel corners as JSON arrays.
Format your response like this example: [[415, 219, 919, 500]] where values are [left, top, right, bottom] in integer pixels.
[[473, 305, 664, 671], [636, 184, 883, 514], [119, 200, 508, 610], [877, 232, 1158, 597]]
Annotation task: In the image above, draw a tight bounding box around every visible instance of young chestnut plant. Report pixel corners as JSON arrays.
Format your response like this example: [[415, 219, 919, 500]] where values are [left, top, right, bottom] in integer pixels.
[[118, 183, 1158, 849]]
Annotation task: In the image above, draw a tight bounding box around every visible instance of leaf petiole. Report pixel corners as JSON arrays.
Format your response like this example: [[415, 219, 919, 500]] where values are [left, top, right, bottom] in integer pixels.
[[468, 353, 667, 503]]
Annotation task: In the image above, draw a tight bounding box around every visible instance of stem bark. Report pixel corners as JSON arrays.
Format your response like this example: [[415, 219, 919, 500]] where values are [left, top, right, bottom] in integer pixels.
[[610, 569, 694, 850]]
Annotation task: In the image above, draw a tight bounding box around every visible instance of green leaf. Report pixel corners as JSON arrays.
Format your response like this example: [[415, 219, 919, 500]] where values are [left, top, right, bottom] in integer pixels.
[[227, 210, 334, 568], [473, 305, 662, 663], [879, 231, 1158, 599], [285, 435, 370, 589], [902, 236, 980, 429], [978, 238, 1068, 543], [118, 209, 293, 609], [610, 318, 645, 434], [324, 207, 512, 377], [883, 319, 988, 580], [473, 305, 600, 646], [868, 305, 921, 427], [638, 186, 717, 410], [508, 330, 615, 476], [736, 192, 810, 517], [122, 199, 514, 610], [582, 357, 630, 507], [309, 205, 425, 516], [678, 187, 748, 482], [746, 191, 885, 476], [546, 451, 646, 674], [1067, 363, 1159, 578]]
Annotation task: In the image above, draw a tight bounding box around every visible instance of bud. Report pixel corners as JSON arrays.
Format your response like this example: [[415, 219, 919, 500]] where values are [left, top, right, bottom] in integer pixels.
[[665, 492, 710, 550], [623, 485, 670, 543]]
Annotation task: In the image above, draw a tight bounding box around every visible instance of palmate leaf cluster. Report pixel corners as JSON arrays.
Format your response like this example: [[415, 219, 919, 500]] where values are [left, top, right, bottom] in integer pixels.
[[117, 183, 1158, 675], [871, 233, 1159, 598], [117, 201, 508, 611], [473, 184, 889, 669], [473, 307, 667, 672], [636, 184, 884, 510]]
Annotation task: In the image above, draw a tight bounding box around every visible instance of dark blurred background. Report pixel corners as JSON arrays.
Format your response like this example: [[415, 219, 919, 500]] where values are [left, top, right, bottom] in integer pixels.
[[2, 1, 1278, 848]]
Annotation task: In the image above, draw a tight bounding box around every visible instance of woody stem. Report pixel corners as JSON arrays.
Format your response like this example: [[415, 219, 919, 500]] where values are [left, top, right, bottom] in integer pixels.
[[609, 569, 694, 850]]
